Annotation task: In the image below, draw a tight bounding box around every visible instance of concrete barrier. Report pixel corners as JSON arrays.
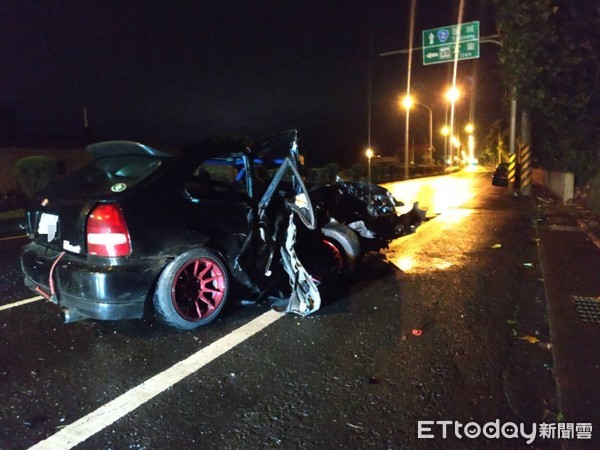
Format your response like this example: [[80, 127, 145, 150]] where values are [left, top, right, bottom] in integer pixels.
[[532, 168, 574, 203]]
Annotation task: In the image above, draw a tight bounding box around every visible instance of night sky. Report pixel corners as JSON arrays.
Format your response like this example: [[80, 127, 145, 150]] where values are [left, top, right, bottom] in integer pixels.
[[1, 0, 501, 165]]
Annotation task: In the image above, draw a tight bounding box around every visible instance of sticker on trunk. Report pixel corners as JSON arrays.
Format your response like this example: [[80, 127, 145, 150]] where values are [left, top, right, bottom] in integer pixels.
[[63, 240, 81, 254], [111, 183, 127, 193]]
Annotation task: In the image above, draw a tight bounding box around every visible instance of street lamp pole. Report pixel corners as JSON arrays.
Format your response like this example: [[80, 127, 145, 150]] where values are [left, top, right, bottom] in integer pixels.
[[441, 125, 450, 166], [402, 95, 434, 168], [366, 148, 374, 201], [465, 123, 475, 164], [445, 87, 461, 165], [404, 110, 410, 180], [415, 101, 433, 166]]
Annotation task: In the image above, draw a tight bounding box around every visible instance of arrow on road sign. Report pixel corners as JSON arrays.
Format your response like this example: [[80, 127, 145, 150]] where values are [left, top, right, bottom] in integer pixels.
[[426, 52, 439, 58], [428, 33, 435, 45]]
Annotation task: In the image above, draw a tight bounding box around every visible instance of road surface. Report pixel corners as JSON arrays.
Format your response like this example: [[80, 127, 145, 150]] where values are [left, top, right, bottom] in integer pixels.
[[0, 168, 562, 449]]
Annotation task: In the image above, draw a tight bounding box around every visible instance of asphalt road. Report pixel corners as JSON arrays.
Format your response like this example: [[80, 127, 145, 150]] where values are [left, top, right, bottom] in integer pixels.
[[0, 168, 562, 449]]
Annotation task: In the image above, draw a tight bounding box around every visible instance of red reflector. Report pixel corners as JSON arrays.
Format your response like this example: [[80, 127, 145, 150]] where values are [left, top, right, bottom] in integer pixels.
[[86, 204, 131, 257]]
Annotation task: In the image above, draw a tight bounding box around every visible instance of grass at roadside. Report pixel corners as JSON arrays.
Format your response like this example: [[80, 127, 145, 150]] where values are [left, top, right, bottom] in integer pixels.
[[0, 209, 25, 220]]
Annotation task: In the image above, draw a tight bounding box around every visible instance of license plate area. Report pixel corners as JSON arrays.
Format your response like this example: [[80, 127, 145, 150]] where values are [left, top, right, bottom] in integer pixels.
[[37, 212, 60, 242]]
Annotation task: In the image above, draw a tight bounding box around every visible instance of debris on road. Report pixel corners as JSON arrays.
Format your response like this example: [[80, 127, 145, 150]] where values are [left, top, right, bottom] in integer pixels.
[[519, 335, 540, 344]]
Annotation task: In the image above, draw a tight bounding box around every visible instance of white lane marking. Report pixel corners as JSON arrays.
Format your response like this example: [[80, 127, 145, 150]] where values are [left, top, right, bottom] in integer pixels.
[[0, 295, 43, 311], [29, 308, 283, 450]]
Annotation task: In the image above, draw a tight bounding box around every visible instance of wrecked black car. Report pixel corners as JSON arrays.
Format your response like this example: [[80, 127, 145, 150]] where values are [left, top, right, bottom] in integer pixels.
[[21, 131, 344, 330], [308, 179, 425, 253]]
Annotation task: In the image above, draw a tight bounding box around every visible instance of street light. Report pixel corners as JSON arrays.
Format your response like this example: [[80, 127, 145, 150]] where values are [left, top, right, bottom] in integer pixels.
[[401, 95, 433, 166], [445, 86, 461, 103], [366, 147, 374, 201]]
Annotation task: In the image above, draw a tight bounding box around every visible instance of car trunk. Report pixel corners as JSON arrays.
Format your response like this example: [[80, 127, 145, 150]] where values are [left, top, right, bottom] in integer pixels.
[[26, 196, 96, 254], [26, 142, 173, 255]]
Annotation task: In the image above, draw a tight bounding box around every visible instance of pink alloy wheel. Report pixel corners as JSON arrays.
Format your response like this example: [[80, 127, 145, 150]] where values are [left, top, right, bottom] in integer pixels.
[[171, 257, 226, 321]]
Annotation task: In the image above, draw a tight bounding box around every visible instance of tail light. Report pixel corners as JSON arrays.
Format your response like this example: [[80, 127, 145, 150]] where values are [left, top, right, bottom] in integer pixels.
[[86, 203, 131, 257]]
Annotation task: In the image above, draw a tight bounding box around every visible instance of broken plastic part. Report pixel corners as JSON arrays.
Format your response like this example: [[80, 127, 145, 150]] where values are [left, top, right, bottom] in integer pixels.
[[274, 213, 321, 316], [348, 220, 376, 239]]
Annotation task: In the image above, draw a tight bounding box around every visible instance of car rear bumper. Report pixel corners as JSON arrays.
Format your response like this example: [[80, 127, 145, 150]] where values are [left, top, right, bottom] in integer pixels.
[[20, 242, 169, 321]]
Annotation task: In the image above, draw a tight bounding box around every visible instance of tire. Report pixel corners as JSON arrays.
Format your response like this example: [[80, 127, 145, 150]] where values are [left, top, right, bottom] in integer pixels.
[[310, 237, 347, 283], [153, 247, 229, 330], [321, 222, 360, 274], [309, 222, 360, 285]]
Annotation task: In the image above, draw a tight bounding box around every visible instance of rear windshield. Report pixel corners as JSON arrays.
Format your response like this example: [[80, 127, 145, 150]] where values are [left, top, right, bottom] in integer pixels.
[[47, 156, 164, 197]]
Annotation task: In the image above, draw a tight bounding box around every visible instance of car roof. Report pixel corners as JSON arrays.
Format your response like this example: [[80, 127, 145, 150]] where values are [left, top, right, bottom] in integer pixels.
[[178, 129, 299, 166], [87, 141, 177, 159], [87, 130, 300, 176], [253, 129, 298, 160]]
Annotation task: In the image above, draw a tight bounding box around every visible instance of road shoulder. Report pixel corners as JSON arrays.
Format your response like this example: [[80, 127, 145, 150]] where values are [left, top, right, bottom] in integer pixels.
[[530, 186, 600, 448]]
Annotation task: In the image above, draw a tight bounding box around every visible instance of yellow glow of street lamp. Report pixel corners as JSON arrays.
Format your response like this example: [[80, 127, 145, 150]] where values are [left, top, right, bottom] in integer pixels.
[[451, 136, 461, 148], [401, 95, 413, 109], [445, 87, 460, 103], [366, 148, 374, 159], [441, 125, 450, 136], [465, 123, 474, 134]]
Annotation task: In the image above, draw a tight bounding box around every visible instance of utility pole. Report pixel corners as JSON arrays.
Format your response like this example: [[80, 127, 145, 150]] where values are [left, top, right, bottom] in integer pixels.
[[520, 110, 532, 196], [507, 89, 517, 196]]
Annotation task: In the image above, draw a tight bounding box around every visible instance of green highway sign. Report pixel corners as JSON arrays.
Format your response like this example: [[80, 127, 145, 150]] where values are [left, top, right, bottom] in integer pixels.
[[423, 41, 480, 64], [422, 21, 480, 65]]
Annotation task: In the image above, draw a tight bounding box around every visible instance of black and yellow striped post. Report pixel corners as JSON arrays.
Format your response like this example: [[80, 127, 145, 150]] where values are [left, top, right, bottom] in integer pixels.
[[508, 153, 517, 196], [520, 143, 531, 196]]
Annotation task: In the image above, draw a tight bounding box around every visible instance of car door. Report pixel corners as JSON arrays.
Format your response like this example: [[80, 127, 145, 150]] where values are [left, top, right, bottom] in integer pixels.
[[182, 154, 254, 254]]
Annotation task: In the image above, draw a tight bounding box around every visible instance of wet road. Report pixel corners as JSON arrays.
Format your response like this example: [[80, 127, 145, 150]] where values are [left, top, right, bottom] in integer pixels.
[[1, 168, 555, 449]]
